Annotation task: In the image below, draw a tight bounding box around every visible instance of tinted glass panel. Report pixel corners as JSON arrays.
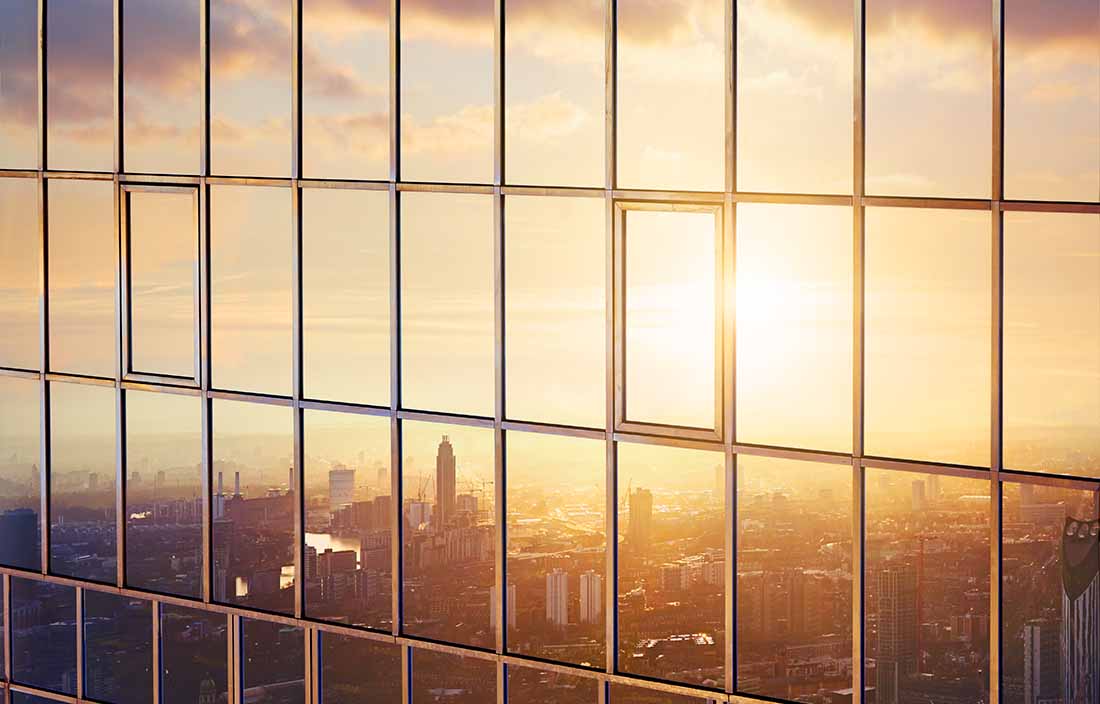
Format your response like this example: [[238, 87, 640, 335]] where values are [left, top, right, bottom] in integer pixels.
[[400, 0, 494, 183], [302, 188, 390, 406], [46, 0, 113, 171], [607, 684, 711, 704], [210, 185, 293, 396], [160, 605, 229, 704], [1003, 212, 1100, 478], [735, 203, 852, 452], [125, 390, 203, 598], [402, 421, 495, 648], [128, 189, 198, 379], [0, 376, 41, 571], [49, 381, 117, 583], [400, 192, 494, 416], [122, 0, 201, 174], [0, 0, 37, 168], [209, 0, 291, 177], [617, 442, 725, 686], [47, 179, 116, 378], [505, 195, 604, 428], [0, 179, 40, 370], [304, 409, 393, 629], [864, 208, 990, 467], [212, 400, 295, 614], [507, 667, 600, 704], [241, 619, 305, 704], [83, 592, 153, 704], [320, 634, 401, 704], [11, 578, 77, 695], [411, 650, 496, 704], [13, 695, 61, 704], [506, 431, 605, 667]]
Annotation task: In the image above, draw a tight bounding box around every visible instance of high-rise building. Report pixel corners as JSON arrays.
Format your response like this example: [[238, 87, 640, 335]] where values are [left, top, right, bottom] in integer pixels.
[[1023, 619, 1060, 704], [580, 570, 602, 624], [628, 488, 653, 550], [1061, 517, 1099, 704], [546, 569, 569, 628], [435, 436, 456, 530], [911, 480, 926, 513], [328, 466, 356, 517], [0, 508, 38, 569], [875, 565, 919, 704]]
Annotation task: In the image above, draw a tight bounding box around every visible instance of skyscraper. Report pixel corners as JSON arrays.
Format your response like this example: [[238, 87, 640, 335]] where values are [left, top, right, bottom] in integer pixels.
[[1023, 619, 1060, 704], [435, 436, 456, 530], [1061, 517, 1099, 704], [580, 570, 602, 625], [628, 488, 653, 550], [328, 466, 356, 517], [546, 569, 569, 628], [875, 565, 919, 704]]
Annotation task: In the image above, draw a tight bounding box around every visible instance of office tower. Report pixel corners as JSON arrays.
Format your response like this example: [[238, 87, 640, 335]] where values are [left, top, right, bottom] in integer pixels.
[[435, 436, 456, 529], [329, 466, 356, 517], [0, 508, 39, 569], [925, 474, 940, 503], [546, 569, 569, 628], [155, 470, 166, 492], [1023, 619, 1060, 704], [628, 488, 653, 550], [234, 471, 241, 498], [580, 570, 603, 625], [875, 565, 919, 704], [287, 465, 295, 493], [910, 480, 926, 512], [456, 493, 478, 517], [491, 582, 517, 631], [88, 472, 99, 491], [1061, 518, 1099, 704], [1020, 482, 1036, 507]]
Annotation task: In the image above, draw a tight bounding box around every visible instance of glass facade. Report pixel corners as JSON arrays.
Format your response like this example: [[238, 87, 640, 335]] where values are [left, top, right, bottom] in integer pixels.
[[0, 2, 1097, 704]]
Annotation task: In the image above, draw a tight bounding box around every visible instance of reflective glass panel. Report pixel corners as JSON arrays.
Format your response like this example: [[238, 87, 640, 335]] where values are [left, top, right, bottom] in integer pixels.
[[83, 592, 153, 704], [608, 684, 712, 704], [507, 667, 600, 704], [0, 179, 40, 370], [320, 634, 401, 704], [11, 578, 77, 695], [411, 650, 496, 704], [160, 605, 229, 704], [241, 619, 305, 704], [0, 376, 41, 572], [0, 0, 37, 168]]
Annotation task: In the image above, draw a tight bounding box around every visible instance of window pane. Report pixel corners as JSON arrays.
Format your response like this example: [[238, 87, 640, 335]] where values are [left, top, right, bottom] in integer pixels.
[[402, 421, 495, 648], [400, 0, 494, 183], [864, 470, 991, 704], [0, 0, 37, 168], [400, 192, 494, 416], [13, 694, 61, 704], [865, 0, 992, 198], [507, 667, 600, 704], [124, 390, 203, 598], [46, 0, 113, 171], [210, 185, 292, 396], [49, 381, 117, 583], [83, 592, 152, 704], [320, 634, 401, 704], [0, 376, 41, 572], [128, 189, 198, 379], [736, 203, 852, 451], [504, 0, 604, 187], [608, 684, 713, 704], [210, 0, 291, 177], [616, 442, 725, 686], [160, 605, 229, 704], [12, 579, 76, 694], [624, 209, 717, 429], [864, 208, 990, 467], [506, 431, 605, 666], [616, 0, 724, 191], [505, 195, 604, 428], [122, 0, 201, 174], [736, 0, 853, 194], [411, 650, 496, 704], [212, 399, 295, 614], [0, 179, 39, 370], [1004, 0, 1100, 202], [48, 179, 116, 378], [1004, 212, 1100, 478], [302, 188, 390, 405], [304, 409, 393, 629], [1001, 482, 1099, 704], [302, 1, 389, 180], [736, 456, 852, 698], [241, 619, 304, 704]]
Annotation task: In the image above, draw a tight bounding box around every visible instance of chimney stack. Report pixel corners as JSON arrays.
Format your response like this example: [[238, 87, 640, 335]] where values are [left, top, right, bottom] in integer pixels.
[[217, 471, 224, 496], [288, 466, 294, 493], [234, 471, 241, 498]]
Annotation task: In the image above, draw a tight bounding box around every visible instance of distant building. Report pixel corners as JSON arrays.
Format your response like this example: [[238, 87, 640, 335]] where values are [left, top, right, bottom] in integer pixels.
[[876, 566, 919, 704], [546, 569, 569, 628], [0, 508, 38, 569], [328, 466, 356, 517], [1023, 619, 1060, 704], [435, 437, 456, 529], [911, 480, 926, 513], [580, 570, 602, 624], [1060, 517, 1099, 704], [628, 488, 653, 550]]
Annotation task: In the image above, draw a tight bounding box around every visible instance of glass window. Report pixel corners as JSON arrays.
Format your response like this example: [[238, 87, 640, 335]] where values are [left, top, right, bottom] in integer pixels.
[[0, 179, 40, 370], [864, 208, 991, 467], [320, 634, 401, 704], [210, 185, 293, 396], [400, 0, 494, 184], [302, 1, 390, 180], [411, 650, 496, 704], [126, 188, 199, 380], [0, 0, 37, 168], [507, 667, 600, 704], [241, 619, 305, 704], [736, 0, 854, 194], [616, 0, 725, 192], [864, 469, 991, 704], [506, 431, 605, 667], [47, 179, 116, 378], [160, 605, 229, 704], [0, 376, 41, 572], [122, 0, 201, 174], [736, 456, 853, 698], [83, 592, 153, 704], [735, 203, 853, 452], [46, 0, 113, 171], [505, 195, 605, 428], [303, 409, 393, 629], [1001, 482, 1099, 704], [504, 0, 604, 187], [623, 208, 719, 430], [1004, 0, 1100, 202], [49, 381, 117, 583], [400, 192, 494, 417], [402, 421, 495, 649], [211, 399, 295, 615], [124, 389, 203, 598], [1004, 212, 1100, 478], [865, 0, 992, 198], [302, 188, 390, 406], [13, 694, 62, 704], [209, 0, 291, 177], [608, 684, 711, 704], [11, 578, 77, 695], [616, 442, 725, 687]]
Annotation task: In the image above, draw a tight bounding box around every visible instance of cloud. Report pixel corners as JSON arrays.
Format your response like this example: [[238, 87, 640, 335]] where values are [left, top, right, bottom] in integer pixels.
[[506, 92, 591, 142], [401, 102, 493, 157]]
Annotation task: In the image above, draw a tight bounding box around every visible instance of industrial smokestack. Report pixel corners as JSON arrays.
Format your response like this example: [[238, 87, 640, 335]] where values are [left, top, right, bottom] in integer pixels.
[[234, 471, 241, 498], [217, 471, 224, 496], [288, 466, 294, 493]]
